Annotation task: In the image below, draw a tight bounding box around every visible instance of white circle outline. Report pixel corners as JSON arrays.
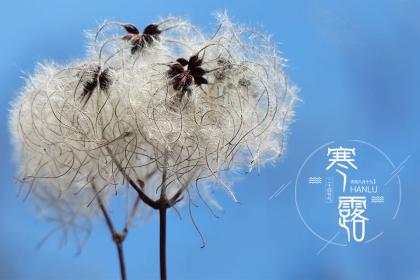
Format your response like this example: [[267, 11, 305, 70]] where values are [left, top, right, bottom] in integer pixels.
[[294, 139, 402, 246]]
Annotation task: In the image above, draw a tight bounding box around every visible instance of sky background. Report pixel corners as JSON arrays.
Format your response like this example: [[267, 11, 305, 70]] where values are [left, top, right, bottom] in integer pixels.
[[1, 0, 420, 279]]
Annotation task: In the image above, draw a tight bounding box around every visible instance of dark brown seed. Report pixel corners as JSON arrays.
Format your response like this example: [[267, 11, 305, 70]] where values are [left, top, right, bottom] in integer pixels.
[[123, 24, 140, 34], [143, 24, 161, 36]]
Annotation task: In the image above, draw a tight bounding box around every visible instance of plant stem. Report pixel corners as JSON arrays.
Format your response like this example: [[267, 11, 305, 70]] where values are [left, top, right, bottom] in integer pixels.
[[116, 240, 127, 280], [105, 146, 158, 209], [159, 207, 167, 280], [92, 182, 127, 280]]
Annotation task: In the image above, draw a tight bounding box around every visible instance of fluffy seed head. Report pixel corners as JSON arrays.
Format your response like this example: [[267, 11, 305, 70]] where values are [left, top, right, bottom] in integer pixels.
[[9, 13, 298, 243]]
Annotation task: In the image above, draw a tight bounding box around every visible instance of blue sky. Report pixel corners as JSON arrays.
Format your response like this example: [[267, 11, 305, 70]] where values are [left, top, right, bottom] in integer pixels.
[[1, 0, 420, 279]]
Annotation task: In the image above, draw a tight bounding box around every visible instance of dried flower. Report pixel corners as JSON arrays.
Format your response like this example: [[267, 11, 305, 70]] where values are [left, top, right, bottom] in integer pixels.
[[122, 23, 162, 54], [167, 54, 208, 98], [9, 13, 297, 263]]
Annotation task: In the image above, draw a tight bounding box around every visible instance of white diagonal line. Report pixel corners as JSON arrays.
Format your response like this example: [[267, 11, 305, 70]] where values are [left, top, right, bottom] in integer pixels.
[[316, 231, 342, 255], [269, 181, 291, 200], [385, 155, 411, 186]]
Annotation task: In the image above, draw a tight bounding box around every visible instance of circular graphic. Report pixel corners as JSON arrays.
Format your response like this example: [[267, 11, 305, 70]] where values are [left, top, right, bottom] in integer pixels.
[[295, 140, 401, 246]]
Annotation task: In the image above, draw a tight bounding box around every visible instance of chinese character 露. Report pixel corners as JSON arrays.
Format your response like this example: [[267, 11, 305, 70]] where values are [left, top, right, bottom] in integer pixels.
[[338, 196, 368, 242]]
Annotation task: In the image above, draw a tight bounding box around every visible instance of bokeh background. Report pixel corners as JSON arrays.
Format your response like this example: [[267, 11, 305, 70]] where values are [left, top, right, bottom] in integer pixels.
[[1, 0, 420, 279]]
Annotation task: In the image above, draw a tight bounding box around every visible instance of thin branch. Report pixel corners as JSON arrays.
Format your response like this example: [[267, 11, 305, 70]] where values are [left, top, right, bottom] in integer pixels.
[[159, 207, 167, 280], [116, 242, 127, 280], [159, 152, 169, 202], [159, 159, 168, 280], [167, 187, 184, 207], [105, 146, 158, 209], [123, 169, 158, 234], [92, 183, 116, 234], [123, 196, 140, 235], [91, 182, 127, 280]]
